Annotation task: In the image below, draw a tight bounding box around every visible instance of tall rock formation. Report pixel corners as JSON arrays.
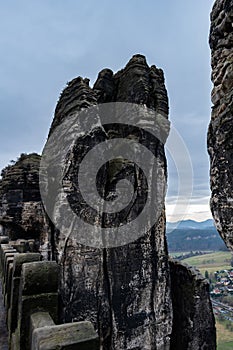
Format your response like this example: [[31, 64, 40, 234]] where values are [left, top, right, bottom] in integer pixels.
[[169, 260, 216, 350], [0, 153, 52, 258], [44, 55, 172, 349], [0, 53, 217, 349], [208, 0, 233, 249], [42, 54, 216, 349]]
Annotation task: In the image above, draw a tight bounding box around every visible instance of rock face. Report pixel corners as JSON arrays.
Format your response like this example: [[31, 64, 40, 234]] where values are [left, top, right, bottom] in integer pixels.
[[169, 260, 216, 350], [0, 153, 52, 258], [0, 54, 217, 349], [46, 55, 172, 350], [43, 54, 216, 349], [208, 0, 233, 249]]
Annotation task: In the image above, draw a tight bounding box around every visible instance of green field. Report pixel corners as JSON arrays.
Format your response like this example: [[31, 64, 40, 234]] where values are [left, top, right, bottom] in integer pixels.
[[169, 252, 190, 257], [216, 317, 233, 349], [218, 342, 233, 350], [182, 251, 232, 275], [181, 252, 233, 348]]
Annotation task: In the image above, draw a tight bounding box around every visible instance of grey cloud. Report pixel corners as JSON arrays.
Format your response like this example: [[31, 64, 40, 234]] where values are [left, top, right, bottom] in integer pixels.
[[0, 0, 215, 221]]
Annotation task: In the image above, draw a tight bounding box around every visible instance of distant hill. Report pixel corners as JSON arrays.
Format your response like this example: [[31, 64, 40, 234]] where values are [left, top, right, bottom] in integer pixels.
[[166, 219, 214, 232], [166, 219, 226, 252]]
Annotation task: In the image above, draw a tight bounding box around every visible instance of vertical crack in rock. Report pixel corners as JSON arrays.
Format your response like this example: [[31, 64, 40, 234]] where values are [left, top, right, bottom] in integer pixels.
[[0, 52, 218, 349], [48, 54, 172, 349], [208, 0, 233, 249]]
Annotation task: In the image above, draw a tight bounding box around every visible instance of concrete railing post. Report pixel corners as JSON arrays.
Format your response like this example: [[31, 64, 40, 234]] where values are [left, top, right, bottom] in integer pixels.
[[8, 253, 41, 338], [0, 240, 100, 350], [13, 261, 59, 350], [30, 312, 99, 350]]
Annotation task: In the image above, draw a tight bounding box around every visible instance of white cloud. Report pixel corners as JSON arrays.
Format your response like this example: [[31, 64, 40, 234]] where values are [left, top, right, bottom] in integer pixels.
[[166, 196, 212, 222]]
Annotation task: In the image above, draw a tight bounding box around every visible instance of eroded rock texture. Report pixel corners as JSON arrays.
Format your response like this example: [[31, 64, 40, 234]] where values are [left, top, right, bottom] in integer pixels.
[[44, 54, 216, 349], [170, 260, 216, 350], [46, 55, 172, 349], [0, 153, 52, 258], [208, 0, 233, 249]]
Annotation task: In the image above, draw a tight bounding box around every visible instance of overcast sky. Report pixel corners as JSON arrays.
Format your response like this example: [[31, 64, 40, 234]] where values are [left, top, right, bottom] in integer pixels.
[[0, 0, 215, 222]]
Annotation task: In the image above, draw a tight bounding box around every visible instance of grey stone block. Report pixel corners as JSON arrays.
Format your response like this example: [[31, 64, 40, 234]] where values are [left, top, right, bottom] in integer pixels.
[[5, 262, 13, 311], [0, 247, 16, 274], [10, 332, 18, 350], [8, 277, 20, 334], [28, 239, 36, 252], [30, 311, 54, 330], [8, 253, 41, 335], [16, 261, 59, 349], [4, 254, 17, 283], [31, 321, 99, 350], [21, 261, 58, 296], [15, 239, 28, 253], [13, 253, 41, 277], [3, 253, 18, 296], [30, 312, 54, 347], [18, 293, 58, 350], [0, 236, 9, 244]]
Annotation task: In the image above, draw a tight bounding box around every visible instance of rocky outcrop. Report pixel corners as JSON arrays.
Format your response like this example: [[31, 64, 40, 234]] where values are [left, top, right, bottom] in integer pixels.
[[208, 0, 233, 249], [0, 153, 52, 258], [0, 53, 217, 349], [42, 54, 216, 349], [45, 54, 172, 350], [169, 260, 216, 350]]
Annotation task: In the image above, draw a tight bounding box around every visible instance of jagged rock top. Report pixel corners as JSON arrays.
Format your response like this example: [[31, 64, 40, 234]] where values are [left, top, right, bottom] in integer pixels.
[[0, 153, 41, 200], [44, 53, 216, 349], [209, 0, 233, 50], [0, 153, 50, 244], [49, 54, 168, 135], [46, 54, 172, 349]]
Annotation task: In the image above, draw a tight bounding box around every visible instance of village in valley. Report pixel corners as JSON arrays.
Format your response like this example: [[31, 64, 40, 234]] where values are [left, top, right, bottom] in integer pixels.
[[210, 268, 233, 324], [170, 246, 233, 347]]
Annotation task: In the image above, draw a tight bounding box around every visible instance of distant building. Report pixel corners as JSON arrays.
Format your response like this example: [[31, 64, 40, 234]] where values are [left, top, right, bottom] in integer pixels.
[[211, 288, 222, 296]]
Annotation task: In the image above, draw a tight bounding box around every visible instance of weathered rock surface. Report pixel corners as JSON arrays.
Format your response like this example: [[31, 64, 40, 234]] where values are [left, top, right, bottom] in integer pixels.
[[0, 154, 52, 258], [44, 54, 216, 349], [46, 54, 172, 350], [0, 54, 217, 349], [169, 260, 216, 350], [208, 0, 233, 249]]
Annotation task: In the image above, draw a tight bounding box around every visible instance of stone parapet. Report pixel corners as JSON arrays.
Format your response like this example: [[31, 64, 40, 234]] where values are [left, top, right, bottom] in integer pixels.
[[0, 240, 99, 350]]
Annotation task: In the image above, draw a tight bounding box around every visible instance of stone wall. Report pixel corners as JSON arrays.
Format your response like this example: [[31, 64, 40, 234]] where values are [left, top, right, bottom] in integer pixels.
[[0, 235, 215, 349], [0, 237, 99, 350], [208, 0, 233, 249]]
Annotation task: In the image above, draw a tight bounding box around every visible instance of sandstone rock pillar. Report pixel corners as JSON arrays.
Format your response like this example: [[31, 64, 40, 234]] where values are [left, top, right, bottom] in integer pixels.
[[208, 0, 233, 249]]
